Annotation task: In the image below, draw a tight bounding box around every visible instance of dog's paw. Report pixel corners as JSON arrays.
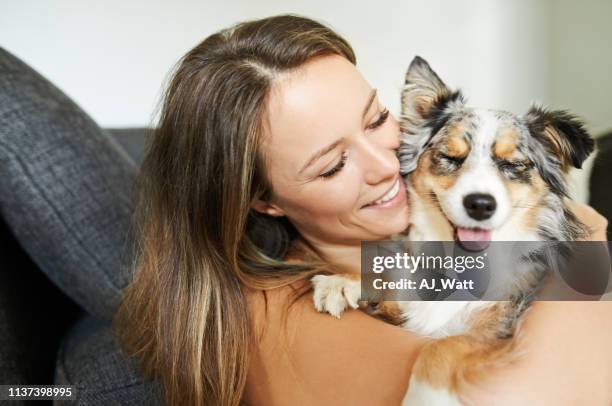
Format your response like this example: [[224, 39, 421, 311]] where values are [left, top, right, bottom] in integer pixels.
[[311, 274, 361, 318], [402, 376, 463, 406]]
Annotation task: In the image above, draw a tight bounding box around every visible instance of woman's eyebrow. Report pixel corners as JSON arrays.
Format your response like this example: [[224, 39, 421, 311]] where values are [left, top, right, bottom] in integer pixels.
[[298, 89, 378, 175], [362, 88, 377, 119], [298, 139, 343, 175]]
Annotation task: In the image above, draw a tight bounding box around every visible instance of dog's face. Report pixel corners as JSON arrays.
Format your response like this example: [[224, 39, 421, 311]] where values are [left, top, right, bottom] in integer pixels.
[[399, 57, 595, 242]]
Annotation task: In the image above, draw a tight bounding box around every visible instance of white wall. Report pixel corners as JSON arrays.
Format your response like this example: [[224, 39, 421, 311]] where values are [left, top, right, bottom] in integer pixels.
[[550, 0, 612, 136], [548, 0, 612, 202], [2, 0, 609, 201], [1, 0, 552, 127]]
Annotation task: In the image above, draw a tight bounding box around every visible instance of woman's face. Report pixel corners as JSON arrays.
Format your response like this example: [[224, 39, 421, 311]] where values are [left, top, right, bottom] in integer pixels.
[[256, 54, 411, 246]]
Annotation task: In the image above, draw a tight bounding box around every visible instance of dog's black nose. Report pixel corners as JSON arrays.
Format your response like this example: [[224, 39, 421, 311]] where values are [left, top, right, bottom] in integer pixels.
[[463, 193, 496, 220]]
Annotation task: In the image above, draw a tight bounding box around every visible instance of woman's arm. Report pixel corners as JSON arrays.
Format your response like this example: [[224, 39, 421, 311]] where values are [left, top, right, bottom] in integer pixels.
[[475, 302, 612, 405], [245, 203, 611, 405], [244, 286, 429, 406], [246, 291, 612, 406], [466, 301, 612, 405]]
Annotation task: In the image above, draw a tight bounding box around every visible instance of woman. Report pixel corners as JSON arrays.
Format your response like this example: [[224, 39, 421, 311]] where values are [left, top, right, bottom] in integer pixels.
[[114, 14, 611, 405]]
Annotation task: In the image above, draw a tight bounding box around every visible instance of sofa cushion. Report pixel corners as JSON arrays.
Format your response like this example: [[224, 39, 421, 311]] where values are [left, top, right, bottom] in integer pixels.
[[0, 47, 137, 319], [0, 215, 81, 385], [107, 128, 148, 167], [54, 315, 161, 405]]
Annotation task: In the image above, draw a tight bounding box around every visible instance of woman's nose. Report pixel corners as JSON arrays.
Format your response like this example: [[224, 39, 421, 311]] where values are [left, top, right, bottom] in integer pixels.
[[357, 139, 400, 185]]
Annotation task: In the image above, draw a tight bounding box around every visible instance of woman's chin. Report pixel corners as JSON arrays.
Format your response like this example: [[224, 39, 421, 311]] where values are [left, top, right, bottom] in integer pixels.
[[361, 216, 411, 240], [360, 205, 411, 239]]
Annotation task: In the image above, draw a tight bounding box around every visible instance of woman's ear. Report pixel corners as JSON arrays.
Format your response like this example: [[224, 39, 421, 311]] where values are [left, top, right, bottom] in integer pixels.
[[250, 198, 285, 217]]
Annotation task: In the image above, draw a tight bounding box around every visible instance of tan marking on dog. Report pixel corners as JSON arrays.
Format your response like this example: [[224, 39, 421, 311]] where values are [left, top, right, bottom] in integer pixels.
[[543, 126, 572, 171], [436, 175, 459, 191], [415, 95, 435, 117], [494, 170, 545, 235], [406, 89, 452, 118], [410, 151, 433, 196], [445, 123, 470, 158], [366, 301, 405, 326], [410, 303, 522, 399], [493, 127, 519, 160], [521, 176, 548, 231], [410, 149, 460, 205], [437, 124, 470, 191], [447, 137, 469, 158]]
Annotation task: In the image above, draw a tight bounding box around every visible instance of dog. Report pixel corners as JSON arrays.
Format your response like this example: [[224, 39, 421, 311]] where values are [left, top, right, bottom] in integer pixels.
[[311, 56, 596, 405]]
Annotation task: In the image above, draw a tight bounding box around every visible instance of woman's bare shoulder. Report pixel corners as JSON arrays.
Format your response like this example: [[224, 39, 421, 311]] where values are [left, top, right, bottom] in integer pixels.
[[244, 284, 428, 406]]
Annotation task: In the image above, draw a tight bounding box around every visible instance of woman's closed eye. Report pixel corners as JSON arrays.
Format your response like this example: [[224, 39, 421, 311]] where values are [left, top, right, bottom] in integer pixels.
[[319, 107, 390, 180], [366, 107, 390, 131], [320, 151, 348, 178]]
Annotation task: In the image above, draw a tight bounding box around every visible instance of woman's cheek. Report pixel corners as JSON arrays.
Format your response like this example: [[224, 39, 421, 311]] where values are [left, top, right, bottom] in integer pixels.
[[311, 176, 362, 215]]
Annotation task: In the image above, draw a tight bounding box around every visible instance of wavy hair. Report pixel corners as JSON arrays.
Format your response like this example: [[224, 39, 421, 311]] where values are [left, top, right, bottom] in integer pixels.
[[113, 14, 355, 405]]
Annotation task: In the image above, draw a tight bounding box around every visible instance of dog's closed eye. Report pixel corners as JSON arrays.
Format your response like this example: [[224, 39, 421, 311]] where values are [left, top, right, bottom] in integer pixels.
[[438, 152, 466, 168], [497, 160, 531, 172], [494, 159, 534, 183]]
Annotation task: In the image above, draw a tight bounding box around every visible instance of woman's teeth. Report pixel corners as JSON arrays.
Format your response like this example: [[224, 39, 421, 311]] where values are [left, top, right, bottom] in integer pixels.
[[372, 179, 400, 205]]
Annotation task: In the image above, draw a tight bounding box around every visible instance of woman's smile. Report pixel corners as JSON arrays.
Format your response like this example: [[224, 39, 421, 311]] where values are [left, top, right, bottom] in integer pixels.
[[361, 177, 406, 209]]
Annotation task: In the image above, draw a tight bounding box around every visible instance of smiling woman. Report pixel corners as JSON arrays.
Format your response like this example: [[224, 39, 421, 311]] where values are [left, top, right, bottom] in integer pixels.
[[112, 13, 612, 406], [113, 15, 422, 405], [251, 54, 411, 268]]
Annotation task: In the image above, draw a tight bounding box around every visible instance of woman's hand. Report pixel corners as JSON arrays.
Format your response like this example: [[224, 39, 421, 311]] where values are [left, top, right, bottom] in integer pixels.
[[567, 200, 608, 241]]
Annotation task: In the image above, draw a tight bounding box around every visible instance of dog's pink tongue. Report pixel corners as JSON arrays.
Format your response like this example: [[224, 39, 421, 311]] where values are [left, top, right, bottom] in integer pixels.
[[457, 227, 491, 251], [456, 227, 491, 251], [456, 227, 492, 242]]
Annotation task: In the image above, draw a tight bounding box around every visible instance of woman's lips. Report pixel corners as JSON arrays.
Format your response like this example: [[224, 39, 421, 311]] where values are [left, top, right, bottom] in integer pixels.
[[362, 178, 407, 209]]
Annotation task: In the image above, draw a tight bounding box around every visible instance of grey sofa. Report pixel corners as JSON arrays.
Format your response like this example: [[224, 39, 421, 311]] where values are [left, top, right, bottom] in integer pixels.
[[0, 47, 160, 405], [1, 46, 611, 406], [0, 125, 161, 405]]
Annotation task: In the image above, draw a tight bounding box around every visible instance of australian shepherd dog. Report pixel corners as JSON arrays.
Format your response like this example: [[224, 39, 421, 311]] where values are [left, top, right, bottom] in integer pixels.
[[311, 56, 596, 404]]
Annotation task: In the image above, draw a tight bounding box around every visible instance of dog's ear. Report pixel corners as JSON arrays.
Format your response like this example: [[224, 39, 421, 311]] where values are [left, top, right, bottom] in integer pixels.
[[401, 56, 461, 123], [398, 56, 464, 175], [525, 105, 595, 171]]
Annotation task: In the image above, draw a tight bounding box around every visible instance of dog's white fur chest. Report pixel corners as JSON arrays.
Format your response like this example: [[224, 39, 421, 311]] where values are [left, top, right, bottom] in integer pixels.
[[398, 301, 492, 338]]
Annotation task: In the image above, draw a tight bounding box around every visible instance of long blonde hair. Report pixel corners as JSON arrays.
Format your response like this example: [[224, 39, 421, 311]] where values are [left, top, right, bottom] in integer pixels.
[[113, 14, 355, 405]]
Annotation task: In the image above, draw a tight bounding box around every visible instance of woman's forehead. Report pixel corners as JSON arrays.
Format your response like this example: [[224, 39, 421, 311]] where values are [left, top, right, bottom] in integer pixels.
[[263, 55, 373, 171]]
